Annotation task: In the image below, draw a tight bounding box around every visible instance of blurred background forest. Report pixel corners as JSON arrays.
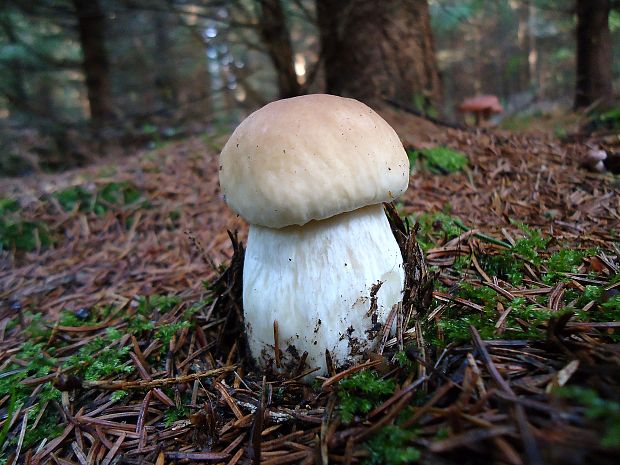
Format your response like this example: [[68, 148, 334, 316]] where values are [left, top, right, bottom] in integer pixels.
[[0, 0, 619, 176]]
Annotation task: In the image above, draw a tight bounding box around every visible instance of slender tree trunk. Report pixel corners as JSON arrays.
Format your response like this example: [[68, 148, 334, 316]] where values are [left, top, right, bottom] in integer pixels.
[[72, 0, 113, 125], [219, 65, 237, 116], [516, 4, 531, 92], [473, 22, 482, 94], [154, 11, 179, 108], [257, 0, 301, 99], [0, 17, 28, 113], [527, 4, 540, 91], [316, 0, 441, 107], [574, 0, 613, 109]]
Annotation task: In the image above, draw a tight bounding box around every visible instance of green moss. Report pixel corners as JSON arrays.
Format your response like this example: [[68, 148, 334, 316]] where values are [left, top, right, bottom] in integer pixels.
[[574, 288, 620, 327], [155, 321, 191, 353], [394, 350, 415, 370], [0, 389, 18, 449], [53, 186, 94, 212], [168, 210, 181, 222], [452, 254, 472, 272], [599, 295, 620, 321], [408, 147, 469, 174], [0, 342, 57, 402], [23, 312, 52, 339], [436, 311, 497, 343], [478, 252, 524, 285], [111, 390, 129, 402], [434, 426, 450, 440], [0, 293, 206, 454], [99, 182, 142, 206], [431, 292, 569, 346], [555, 386, 620, 448], [64, 338, 133, 381], [0, 198, 19, 215], [0, 218, 52, 252], [364, 425, 420, 465], [19, 413, 64, 450], [127, 314, 155, 333], [543, 249, 585, 284], [164, 405, 189, 427], [19, 342, 57, 377], [458, 282, 498, 311], [592, 106, 620, 130], [0, 344, 62, 450], [408, 212, 464, 250], [105, 327, 123, 341], [338, 371, 395, 423], [472, 224, 555, 285], [136, 294, 181, 315], [53, 182, 144, 215], [510, 222, 550, 265], [59, 308, 98, 327]]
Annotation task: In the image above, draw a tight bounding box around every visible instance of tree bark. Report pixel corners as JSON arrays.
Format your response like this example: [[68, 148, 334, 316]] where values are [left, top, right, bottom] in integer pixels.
[[72, 0, 113, 124], [154, 11, 179, 108], [0, 16, 28, 113], [257, 0, 301, 99], [574, 0, 613, 109], [316, 0, 441, 108]]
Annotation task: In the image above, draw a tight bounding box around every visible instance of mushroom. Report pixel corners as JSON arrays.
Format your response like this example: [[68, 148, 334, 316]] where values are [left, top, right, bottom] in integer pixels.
[[218, 94, 409, 377], [582, 148, 607, 172], [458, 95, 504, 126]]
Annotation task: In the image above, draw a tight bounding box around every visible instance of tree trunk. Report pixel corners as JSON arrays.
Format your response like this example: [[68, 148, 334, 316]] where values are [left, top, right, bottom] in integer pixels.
[[316, 0, 441, 107], [527, 3, 540, 91], [257, 0, 301, 99], [516, 4, 531, 93], [72, 0, 113, 125], [154, 11, 179, 108], [574, 0, 613, 109], [0, 16, 28, 114]]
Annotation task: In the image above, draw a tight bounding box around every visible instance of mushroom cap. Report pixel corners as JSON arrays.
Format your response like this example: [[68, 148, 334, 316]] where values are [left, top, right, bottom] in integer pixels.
[[458, 95, 503, 114], [586, 149, 607, 162], [219, 94, 409, 228]]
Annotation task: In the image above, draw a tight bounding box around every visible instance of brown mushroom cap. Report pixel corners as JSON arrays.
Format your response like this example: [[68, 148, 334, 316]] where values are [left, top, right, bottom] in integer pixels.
[[458, 95, 504, 114], [219, 94, 410, 228]]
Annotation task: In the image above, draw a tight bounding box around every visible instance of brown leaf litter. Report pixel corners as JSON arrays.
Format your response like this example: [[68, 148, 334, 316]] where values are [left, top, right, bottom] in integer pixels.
[[0, 115, 619, 464]]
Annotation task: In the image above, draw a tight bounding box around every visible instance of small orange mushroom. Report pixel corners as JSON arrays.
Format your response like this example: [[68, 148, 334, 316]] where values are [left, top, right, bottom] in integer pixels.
[[458, 95, 504, 126]]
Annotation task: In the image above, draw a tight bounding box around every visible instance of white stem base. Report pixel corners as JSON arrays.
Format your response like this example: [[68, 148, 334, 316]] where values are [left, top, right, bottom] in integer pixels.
[[243, 204, 404, 377]]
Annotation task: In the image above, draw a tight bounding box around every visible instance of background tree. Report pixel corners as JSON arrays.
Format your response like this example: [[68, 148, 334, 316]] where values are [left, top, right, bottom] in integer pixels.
[[257, 0, 301, 99], [1, 0, 619, 175], [72, 0, 113, 126], [316, 0, 441, 107], [574, 0, 614, 108]]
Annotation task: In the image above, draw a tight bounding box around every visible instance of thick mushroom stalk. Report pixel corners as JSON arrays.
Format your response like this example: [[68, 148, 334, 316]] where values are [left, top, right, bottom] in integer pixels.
[[243, 204, 404, 374]]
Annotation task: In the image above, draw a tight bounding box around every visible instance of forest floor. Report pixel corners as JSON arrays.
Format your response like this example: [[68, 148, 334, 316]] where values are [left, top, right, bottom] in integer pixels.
[[0, 108, 619, 465]]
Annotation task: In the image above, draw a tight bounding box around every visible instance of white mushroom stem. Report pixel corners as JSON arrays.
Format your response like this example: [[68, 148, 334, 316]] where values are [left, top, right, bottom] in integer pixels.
[[243, 203, 404, 376]]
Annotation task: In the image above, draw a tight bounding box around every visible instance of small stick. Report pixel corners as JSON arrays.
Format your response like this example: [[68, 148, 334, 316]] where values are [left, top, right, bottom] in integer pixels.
[[273, 320, 281, 369], [321, 360, 381, 391], [250, 377, 266, 465], [325, 349, 336, 377], [470, 326, 543, 465], [84, 366, 235, 390], [136, 390, 152, 450], [164, 451, 229, 461]]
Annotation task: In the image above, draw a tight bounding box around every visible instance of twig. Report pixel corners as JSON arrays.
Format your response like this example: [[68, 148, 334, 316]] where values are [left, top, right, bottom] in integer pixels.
[[84, 366, 235, 390]]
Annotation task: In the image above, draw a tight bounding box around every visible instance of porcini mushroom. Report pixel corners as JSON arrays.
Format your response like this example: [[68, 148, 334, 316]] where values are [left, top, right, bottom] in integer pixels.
[[219, 94, 409, 377]]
